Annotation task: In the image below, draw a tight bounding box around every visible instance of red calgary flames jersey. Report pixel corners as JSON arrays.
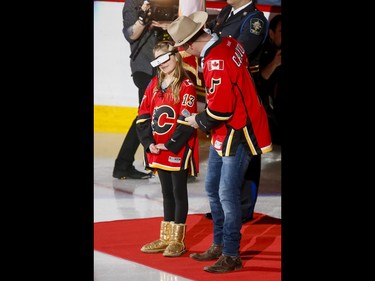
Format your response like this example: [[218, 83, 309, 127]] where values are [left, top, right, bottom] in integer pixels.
[[136, 77, 199, 175], [195, 36, 272, 156]]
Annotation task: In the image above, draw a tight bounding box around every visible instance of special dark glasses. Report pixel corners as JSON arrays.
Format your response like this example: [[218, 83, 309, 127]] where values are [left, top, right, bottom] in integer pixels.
[[150, 51, 177, 67]]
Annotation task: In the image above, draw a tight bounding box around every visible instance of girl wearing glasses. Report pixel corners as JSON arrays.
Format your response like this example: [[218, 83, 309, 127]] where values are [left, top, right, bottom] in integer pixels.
[[136, 41, 199, 257]]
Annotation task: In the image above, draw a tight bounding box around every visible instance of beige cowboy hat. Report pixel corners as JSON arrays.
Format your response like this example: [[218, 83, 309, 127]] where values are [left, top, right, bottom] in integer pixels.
[[167, 11, 208, 47]]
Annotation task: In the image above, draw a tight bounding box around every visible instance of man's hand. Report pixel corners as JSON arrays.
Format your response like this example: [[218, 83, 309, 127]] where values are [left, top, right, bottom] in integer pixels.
[[151, 21, 172, 30], [185, 114, 199, 129], [138, 1, 152, 25]]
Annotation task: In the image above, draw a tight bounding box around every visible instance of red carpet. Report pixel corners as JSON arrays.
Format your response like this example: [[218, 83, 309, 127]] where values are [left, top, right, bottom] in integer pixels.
[[94, 213, 281, 281]]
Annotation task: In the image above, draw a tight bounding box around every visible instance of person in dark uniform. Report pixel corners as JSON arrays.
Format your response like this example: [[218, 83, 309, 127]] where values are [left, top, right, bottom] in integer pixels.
[[204, 0, 268, 223]]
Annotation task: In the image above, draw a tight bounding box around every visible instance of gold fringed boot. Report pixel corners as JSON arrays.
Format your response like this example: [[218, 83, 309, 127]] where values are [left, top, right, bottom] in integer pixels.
[[163, 222, 187, 257], [140, 221, 171, 253]]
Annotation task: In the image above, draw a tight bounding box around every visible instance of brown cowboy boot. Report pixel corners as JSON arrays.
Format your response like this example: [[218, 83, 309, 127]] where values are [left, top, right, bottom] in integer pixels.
[[140, 221, 171, 253], [203, 255, 243, 273], [163, 222, 187, 257], [190, 243, 223, 261]]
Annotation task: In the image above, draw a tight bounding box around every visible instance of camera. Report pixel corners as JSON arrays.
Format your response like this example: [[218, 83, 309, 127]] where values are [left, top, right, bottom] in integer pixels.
[[149, 0, 179, 21]]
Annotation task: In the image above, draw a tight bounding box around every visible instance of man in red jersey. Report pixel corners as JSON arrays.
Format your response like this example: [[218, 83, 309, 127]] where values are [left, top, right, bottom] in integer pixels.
[[205, 0, 269, 223], [167, 11, 272, 273]]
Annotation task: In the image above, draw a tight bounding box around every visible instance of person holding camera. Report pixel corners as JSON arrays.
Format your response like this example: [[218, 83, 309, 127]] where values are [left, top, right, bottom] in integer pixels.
[[113, 0, 176, 180]]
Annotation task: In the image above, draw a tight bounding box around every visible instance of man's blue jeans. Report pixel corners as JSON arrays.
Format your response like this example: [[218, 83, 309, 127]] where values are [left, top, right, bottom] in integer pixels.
[[205, 143, 251, 257]]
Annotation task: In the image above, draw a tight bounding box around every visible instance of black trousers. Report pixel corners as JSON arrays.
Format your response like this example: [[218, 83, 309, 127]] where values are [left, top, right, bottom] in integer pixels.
[[158, 169, 189, 224], [112, 71, 153, 177], [240, 154, 261, 220]]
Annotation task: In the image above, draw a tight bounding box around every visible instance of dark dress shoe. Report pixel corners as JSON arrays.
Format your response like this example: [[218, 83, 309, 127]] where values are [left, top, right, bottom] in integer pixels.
[[203, 255, 242, 273], [113, 167, 152, 180]]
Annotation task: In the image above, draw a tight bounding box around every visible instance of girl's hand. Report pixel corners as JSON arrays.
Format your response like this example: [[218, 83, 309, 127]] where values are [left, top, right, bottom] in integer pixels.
[[155, 143, 168, 150], [149, 143, 160, 154]]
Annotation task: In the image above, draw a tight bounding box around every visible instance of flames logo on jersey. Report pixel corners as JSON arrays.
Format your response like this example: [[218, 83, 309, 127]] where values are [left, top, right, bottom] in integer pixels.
[[152, 106, 175, 135], [207, 60, 224, 71]]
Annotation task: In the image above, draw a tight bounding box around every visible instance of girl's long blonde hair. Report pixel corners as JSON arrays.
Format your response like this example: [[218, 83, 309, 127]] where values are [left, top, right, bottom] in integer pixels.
[[153, 41, 190, 104]]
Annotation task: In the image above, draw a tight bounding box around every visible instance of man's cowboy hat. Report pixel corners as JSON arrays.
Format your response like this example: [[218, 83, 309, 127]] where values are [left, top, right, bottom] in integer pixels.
[[167, 11, 208, 47]]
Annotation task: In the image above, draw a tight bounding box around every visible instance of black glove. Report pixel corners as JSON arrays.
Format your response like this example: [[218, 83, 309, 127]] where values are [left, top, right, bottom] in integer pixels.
[[138, 7, 152, 25]]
